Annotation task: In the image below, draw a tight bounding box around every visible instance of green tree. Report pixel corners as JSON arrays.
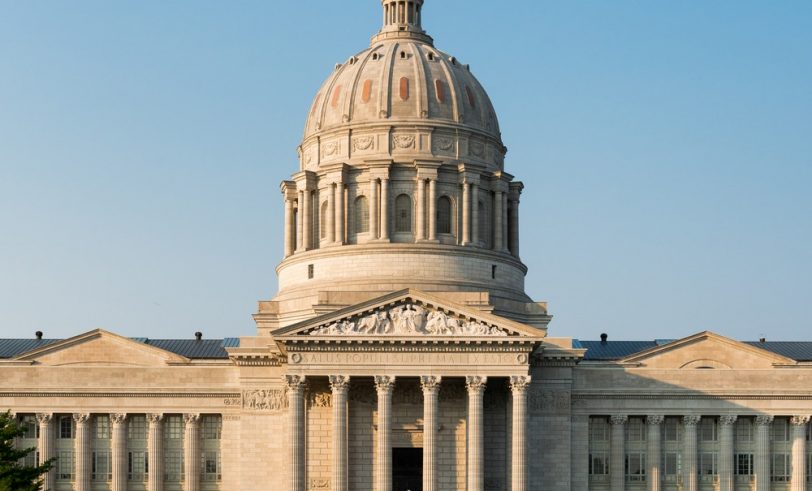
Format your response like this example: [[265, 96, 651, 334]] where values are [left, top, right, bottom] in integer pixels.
[[0, 411, 53, 491]]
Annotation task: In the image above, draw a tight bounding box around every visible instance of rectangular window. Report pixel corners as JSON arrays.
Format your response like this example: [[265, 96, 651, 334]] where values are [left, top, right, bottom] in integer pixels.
[[771, 453, 791, 482], [589, 417, 609, 443], [699, 453, 718, 477], [736, 418, 753, 443], [664, 417, 680, 442], [735, 453, 754, 475], [57, 450, 74, 480], [700, 417, 717, 442], [22, 450, 38, 468], [202, 415, 222, 440], [626, 417, 646, 442], [807, 423, 812, 442], [59, 416, 74, 439], [19, 415, 38, 439], [772, 418, 790, 442], [588, 453, 610, 476], [165, 450, 185, 482], [128, 451, 148, 481], [663, 452, 680, 479], [807, 453, 812, 482], [128, 415, 146, 440], [95, 415, 110, 439], [92, 451, 112, 481], [625, 453, 646, 481], [165, 415, 184, 440], [202, 451, 221, 482]]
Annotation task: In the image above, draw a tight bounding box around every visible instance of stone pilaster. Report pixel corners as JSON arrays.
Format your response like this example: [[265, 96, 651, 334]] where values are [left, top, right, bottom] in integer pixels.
[[421, 376, 441, 491], [380, 178, 390, 241], [754, 415, 773, 491], [286, 375, 307, 491], [510, 376, 531, 491], [416, 178, 426, 240], [327, 184, 336, 244], [462, 182, 471, 245], [369, 178, 379, 239], [183, 413, 200, 491], [296, 190, 304, 252], [471, 183, 479, 245], [302, 189, 311, 250], [609, 415, 627, 491], [36, 413, 55, 491], [466, 376, 487, 491], [336, 181, 345, 244], [284, 198, 294, 257], [646, 415, 664, 491], [682, 415, 700, 491], [73, 413, 92, 491], [147, 413, 164, 491], [111, 413, 128, 491], [719, 415, 737, 491], [508, 196, 520, 257], [502, 192, 509, 251], [494, 190, 504, 251], [330, 375, 351, 491], [427, 178, 437, 241], [375, 376, 396, 491], [790, 415, 809, 491]]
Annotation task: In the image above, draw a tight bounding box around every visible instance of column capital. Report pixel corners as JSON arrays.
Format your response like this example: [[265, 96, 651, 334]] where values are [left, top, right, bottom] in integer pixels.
[[110, 413, 127, 425], [329, 375, 351, 392], [647, 414, 665, 425], [755, 415, 774, 426], [73, 413, 91, 425], [183, 413, 200, 425], [414, 159, 442, 179], [146, 413, 164, 425], [285, 374, 307, 391], [375, 375, 396, 393], [420, 375, 442, 393], [609, 414, 628, 426], [719, 415, 738, 426], [790, 415, 810, 426], [683, 415, 701, 426], [36, 413, 53, 424], [509, 375, 532, 392], [465, 375, 487, 393], [293, 170, 318, 191]]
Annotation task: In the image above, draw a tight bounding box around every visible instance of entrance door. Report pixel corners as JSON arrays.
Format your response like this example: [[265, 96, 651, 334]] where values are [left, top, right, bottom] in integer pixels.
[[392, 447, 422, 491]]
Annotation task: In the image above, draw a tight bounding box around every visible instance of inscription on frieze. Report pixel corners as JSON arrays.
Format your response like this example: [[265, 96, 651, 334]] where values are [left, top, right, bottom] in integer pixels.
[[290, 351, 522, 366]]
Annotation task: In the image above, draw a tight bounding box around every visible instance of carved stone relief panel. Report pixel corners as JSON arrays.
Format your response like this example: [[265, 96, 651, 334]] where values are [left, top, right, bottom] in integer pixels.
[[243, 388, 288, 412], [528, 386, 571, 416]]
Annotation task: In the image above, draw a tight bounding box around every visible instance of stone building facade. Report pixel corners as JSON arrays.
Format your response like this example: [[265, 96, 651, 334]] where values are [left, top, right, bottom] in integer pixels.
[[3, 2, 812, 491]]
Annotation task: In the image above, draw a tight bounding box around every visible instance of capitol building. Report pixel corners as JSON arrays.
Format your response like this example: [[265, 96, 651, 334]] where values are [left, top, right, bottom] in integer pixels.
[[3, 2, 812, 491]]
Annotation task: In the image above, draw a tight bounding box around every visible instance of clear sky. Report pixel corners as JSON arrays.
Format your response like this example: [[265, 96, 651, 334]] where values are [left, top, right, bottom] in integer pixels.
[[1, 1, 810, 342]]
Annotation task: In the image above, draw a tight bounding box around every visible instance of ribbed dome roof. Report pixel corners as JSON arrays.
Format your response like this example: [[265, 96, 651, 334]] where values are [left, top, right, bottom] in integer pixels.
[[302, 1, 502, 148]]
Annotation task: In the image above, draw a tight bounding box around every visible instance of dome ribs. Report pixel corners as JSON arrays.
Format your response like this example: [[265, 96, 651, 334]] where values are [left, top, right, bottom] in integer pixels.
[[377, 42, 399, 119], [436, 53, 463, 124], [412, 43, 431, 119]]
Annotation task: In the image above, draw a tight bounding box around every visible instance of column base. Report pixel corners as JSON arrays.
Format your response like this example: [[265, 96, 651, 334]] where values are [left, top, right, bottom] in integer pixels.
[[369, 238, 391, 244]]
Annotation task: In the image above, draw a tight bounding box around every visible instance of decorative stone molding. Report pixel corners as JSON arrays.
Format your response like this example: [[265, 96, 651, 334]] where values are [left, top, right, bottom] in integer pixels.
[[374, 375, 396, 393], [323, 141, 340, 156], [352, 136, 374, 151], [433, 136, 454, 152], [110, 413, 127, 425], [35, 413, 52, 424], [509, 375, 531, 392], [528, 388, 570, 415], [308, 391, 332, 408], [469, 140, 485, 158], [183, 413, 200, 425], [466, 376, 488, 393], [310, 479, 330, 489], [146, 413, 163, 424], [329, 375, 351, 392], [609, 415, 628, 426], [392, 134, 415, 150], [790, 415, 810, 426], [420, 375, 442, 392], [285, 374, 307, 390], [647, 415, 665, 425], [719, 415, 738, 426], [755, 415, 774, 426], [72, 413, 91, 424], [683, 415, 701, 426], [306, 303, 510, 337], [243, 389, 288, 411]]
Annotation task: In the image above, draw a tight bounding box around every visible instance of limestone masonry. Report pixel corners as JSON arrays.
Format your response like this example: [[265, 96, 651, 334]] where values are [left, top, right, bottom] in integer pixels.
[[3, 2, 812, 491]]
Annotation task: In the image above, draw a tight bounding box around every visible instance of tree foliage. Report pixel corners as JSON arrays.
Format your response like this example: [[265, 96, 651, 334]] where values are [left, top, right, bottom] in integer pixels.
[[0, 411, 53, 491]]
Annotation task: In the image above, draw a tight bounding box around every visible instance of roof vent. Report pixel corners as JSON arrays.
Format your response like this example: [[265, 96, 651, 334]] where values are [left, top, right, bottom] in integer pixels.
[[759, 337, 766, 344], [600, 333, 608, 344], [195, 331, 203, 341], [35, 331, 43, 340]]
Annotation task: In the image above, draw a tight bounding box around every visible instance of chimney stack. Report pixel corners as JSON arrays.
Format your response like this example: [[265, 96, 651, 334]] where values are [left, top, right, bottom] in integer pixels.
[[35, 331, 43, 340], [195, 331, 203, 341]]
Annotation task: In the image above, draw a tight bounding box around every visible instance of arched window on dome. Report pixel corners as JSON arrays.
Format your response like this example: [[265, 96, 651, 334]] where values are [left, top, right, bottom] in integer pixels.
[[437, 196, 452, 235], [395, 194, 412, 233], [320, 201, 328, 240], [354, 196, 369, 235]]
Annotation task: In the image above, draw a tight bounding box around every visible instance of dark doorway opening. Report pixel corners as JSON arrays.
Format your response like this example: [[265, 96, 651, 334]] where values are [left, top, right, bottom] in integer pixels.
[[392, 447, 422, 491]]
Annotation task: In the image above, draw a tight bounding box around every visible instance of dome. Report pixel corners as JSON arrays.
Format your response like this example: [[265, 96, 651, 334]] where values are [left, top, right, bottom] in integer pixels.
[[299, 0, 505, 172]]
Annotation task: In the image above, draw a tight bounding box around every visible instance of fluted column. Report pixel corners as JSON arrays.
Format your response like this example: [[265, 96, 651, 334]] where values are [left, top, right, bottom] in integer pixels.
[[369, 178, 379, 239], [336, 181, 345, 244], [510, 376, 531, 491], [610, 415, 627, 491], [791, 416, 809, 491], [36, 413, 55, 491], [683, 415, 700, 491], [428, 178, 437, 241], [302, 189, 311, 250], [471, 183, 480, 245], [327, 184, 336, 244], [183, 414, 200, 491], [494, 190, 504, 251], [284, 198, 295, 257], [462, 182, 471, 245], [719, 415, 737, 491], [416, 178, 426, 240], [296, 191, 304, 252], [466, 376, 487, 491], [421, 376, 441, 491], [286, 375, 307, 491], [502, 193, 509, 251], [754, 415, 773, 491], [380, 178, 390, 241], [330, 376, 350, 491], [111, 413, 127, 491], [74, 413, 92, 491], [647, 415, 664, 491], [375, 376, 396, 491], [147, 414, 164, 491], [509, 198, 520, 257]]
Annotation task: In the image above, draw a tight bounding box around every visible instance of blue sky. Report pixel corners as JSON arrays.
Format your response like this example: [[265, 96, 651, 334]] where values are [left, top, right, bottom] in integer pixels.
[[0, 1, 809, 342]]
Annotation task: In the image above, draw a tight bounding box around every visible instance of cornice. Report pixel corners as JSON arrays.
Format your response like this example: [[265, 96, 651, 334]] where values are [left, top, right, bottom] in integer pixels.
[[0, 391, 240, 399]]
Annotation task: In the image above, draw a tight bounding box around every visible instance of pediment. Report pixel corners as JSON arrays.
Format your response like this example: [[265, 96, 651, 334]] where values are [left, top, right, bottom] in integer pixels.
[[272, 289, 546, 341], [621, 331, 795, 369], [15, 329, 190, 366]]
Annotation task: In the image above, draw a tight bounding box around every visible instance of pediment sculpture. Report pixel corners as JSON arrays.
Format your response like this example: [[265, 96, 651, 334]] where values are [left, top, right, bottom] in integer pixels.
[[306, 303, 510, 337]]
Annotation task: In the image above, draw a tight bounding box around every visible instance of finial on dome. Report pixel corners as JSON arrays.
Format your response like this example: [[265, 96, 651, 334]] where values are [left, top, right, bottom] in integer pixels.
[[372, 0, 433, 45]]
